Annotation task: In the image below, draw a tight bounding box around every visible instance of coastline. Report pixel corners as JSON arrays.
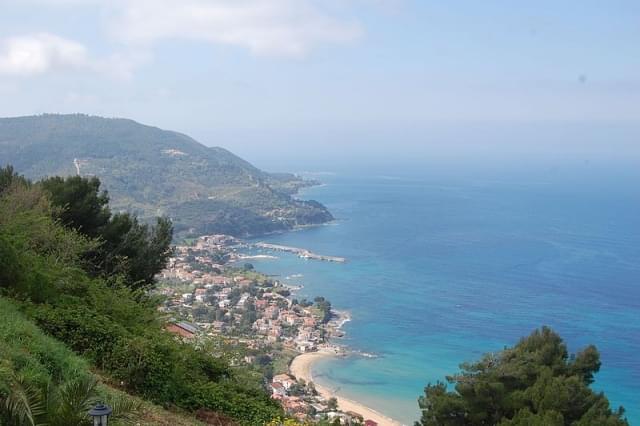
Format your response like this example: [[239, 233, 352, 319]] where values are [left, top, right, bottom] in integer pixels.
[[289, 352, 404, 426], [243, 221, 402, 424], [245, 234, 404, 424]]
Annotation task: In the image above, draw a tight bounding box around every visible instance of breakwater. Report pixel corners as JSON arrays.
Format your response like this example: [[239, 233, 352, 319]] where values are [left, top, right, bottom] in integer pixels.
[[254, 242, 346, 263]]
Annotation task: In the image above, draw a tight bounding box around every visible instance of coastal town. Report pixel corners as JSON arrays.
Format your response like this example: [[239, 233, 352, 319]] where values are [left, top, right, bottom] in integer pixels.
[[155, 234, 387, 425]]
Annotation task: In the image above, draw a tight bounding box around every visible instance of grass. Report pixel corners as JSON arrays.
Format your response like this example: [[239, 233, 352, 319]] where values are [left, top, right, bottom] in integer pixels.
[[0, 297, 205, 425]]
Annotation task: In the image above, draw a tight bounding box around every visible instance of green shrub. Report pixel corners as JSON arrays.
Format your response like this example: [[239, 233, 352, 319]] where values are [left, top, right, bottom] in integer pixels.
[[191, 382, 283, 425], [29, 302, 126, 370], [0, 179, 284, 424]]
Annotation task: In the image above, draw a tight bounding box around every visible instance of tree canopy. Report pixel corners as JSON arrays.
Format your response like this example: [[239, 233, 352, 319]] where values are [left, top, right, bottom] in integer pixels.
[[0, 165, 283, 424], [40, 176, 111, 239], [39, 174, 173, 290], [416, 327, 627, 426]]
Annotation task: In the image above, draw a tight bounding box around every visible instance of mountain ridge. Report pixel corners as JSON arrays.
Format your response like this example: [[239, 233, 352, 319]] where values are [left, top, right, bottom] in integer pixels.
[[0, 113, 333, 237]]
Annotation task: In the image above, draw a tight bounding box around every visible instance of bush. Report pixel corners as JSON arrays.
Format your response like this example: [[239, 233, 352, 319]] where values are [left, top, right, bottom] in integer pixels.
[[191, 382, 283, 425], [0, 177, 283, 424]]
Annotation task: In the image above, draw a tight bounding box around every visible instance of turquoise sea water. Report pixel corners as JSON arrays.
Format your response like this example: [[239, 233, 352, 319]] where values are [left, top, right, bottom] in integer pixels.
[[247, 167, 640, 425]]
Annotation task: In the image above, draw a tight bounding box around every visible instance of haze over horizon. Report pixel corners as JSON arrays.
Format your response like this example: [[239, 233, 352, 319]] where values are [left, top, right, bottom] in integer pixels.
[[1, 0, 639, 169]]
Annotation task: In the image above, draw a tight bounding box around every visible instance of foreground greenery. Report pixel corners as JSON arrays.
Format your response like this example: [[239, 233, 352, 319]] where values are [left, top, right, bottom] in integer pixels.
[[0, 114, 333, 237], [0, 167, 283, 424], [416, 327, 628, 426], [0, 298, 144, 426]]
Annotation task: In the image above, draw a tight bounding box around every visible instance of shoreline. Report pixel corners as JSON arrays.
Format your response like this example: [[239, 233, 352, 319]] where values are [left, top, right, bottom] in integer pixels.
[[239, 222, 401, 424], [289, 352, 404, 426]]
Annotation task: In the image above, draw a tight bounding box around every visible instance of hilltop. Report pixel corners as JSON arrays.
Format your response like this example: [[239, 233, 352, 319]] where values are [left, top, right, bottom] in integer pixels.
[[0, 114, 332, 237]]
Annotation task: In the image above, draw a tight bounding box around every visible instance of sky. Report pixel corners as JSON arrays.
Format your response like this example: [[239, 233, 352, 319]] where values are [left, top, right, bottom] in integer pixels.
[[1, 0, 639, 169]]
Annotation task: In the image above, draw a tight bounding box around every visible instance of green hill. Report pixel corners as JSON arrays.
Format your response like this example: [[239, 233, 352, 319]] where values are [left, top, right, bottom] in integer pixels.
[[0, 174, 284, 424], [0, 114, 332, 237]]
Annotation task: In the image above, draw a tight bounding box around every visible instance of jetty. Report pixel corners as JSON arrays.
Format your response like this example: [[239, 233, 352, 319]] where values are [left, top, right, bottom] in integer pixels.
[[254, 242, 346, 263]]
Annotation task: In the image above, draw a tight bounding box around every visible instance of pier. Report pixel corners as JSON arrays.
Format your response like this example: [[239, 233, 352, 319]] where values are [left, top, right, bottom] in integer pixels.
[[254, 242, 346, 263]]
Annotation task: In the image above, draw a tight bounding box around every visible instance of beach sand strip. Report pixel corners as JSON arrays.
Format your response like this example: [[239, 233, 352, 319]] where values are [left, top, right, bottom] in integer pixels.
[[289, 352, 404, 426]]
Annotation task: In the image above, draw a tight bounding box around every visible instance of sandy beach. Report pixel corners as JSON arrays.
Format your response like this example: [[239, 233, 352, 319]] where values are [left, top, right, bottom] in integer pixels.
[[289, 352, 404, 426]]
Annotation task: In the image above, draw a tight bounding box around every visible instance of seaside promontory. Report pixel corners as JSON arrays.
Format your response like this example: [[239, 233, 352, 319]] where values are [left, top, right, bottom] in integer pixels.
[[0, 114, 333, 238]]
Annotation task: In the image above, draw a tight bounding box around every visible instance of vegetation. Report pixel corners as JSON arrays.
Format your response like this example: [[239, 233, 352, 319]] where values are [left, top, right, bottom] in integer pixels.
[[41, 175, 173, 290], [326, 398, 338, 411], [0, 114, 333, 237], [416, 327, 628, 426], [5, 160, 627, 426], [313, 297, 333, 324], [0, 298, 141, 426], [0, 167, 283, 424]]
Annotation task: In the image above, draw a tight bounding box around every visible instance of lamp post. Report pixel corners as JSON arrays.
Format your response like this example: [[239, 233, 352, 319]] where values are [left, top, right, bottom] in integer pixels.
[[88, 403, 112, 426]]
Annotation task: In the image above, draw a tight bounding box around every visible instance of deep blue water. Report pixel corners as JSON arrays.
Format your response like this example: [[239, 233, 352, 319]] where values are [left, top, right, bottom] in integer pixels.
[[247, 167, 640, 424]]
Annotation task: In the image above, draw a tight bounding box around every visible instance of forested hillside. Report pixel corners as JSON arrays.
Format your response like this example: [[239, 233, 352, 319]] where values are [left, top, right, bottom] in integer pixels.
[[0, 167, 283, 425], [0, 114, 333, 237]]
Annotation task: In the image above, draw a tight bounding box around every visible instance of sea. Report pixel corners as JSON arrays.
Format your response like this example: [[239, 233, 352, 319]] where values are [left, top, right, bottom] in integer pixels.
[[244, 160, 640, 425]]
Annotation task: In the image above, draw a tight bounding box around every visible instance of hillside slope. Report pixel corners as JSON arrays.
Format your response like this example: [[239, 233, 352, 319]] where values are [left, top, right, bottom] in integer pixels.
[[0, 114, 332, 236], [0, 297, 204, 425]]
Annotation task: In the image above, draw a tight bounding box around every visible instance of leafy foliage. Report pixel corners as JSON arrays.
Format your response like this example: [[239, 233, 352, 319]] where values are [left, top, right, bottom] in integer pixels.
[[2, 373, 47, 426], [39, 174, 173, 290], [0, 298, 140, 426], [416, 327, 628, 426], [40, 176, 111, 239], [313, 297, 333, 324], [0, 165, 29, 195], [0, 173, 283, 424]]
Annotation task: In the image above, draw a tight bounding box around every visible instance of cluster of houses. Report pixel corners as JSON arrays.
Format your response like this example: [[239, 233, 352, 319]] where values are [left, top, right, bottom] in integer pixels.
[[159, 234, 241, 285], [158, 235, 373, 425], [162, 275, 326, 353], [269, 374, 379, 425], [158, 235, 333, 353], [252, 301, 324, 351]]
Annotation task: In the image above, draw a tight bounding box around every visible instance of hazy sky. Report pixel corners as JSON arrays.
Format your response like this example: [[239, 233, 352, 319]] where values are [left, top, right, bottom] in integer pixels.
[[1, 0, 639, 167]]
